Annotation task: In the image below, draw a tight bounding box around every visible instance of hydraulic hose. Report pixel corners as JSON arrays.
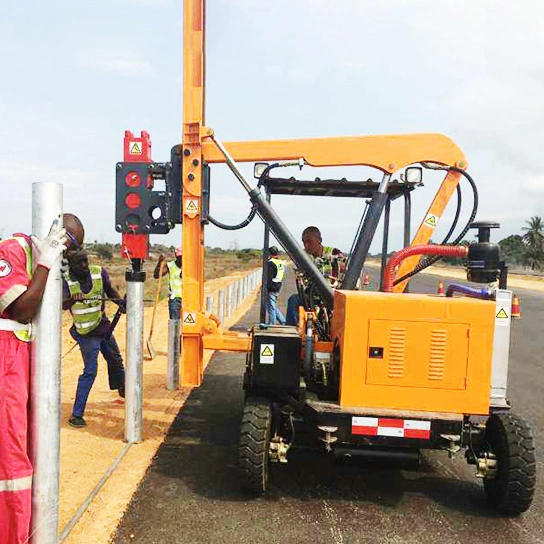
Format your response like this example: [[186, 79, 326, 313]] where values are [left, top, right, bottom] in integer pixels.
[[446, 283, 493, 300], [383, 244, 469, 292], [207, 205, 257, 230], [394, 167, 478, 286]]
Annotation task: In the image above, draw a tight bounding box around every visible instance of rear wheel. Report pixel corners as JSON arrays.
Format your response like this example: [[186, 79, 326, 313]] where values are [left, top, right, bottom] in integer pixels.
[[238, 397, 272, 494], [483, 412, 536, 515]]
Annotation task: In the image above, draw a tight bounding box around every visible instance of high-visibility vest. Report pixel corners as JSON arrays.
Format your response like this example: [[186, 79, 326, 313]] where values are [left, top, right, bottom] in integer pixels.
[[1, 237, 33, 342], [167, 260, 182, 299], [269, 258, 285, 283], [315, 246, 335, 278], [66, 266, 103, 335]]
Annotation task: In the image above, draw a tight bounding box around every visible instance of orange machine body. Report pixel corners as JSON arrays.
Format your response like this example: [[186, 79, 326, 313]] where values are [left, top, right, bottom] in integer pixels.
[[331, 290, 496, 415]]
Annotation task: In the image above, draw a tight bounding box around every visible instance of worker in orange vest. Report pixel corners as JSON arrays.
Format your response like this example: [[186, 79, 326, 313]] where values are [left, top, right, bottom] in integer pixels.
[[0, 218, 68, 544]]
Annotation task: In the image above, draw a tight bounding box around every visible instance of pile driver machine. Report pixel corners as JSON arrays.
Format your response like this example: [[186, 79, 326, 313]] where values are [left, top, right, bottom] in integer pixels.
[[115, 0, 536, 515]]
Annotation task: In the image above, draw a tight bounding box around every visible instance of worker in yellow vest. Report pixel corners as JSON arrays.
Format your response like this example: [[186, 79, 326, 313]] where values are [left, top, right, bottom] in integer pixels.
[[63, 246, 126, 428], [154, 246, 182, 320], [0, 219, 67, 544], [266, 246, 286, 324]]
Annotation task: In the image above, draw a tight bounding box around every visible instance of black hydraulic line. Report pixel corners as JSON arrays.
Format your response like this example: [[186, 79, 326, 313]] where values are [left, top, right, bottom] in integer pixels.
[[393, 167, 478, 286], [207, 205, 257, 230], [379, 198, 391, 291], [341, 173, 391, 290]]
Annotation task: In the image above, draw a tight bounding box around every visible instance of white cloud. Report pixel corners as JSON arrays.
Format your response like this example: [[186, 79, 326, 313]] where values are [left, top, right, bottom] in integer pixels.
[[76, 49, 154, 77]]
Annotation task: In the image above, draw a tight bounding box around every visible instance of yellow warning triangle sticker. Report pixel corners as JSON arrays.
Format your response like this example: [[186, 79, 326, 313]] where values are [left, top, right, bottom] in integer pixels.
[[261, 346, 273, 356], [496, 308, 508, 319], [184, 313, 196, 324], [130, 142, 142, 154], [186, 200, 198, 211], [425, 215, 437, 227]]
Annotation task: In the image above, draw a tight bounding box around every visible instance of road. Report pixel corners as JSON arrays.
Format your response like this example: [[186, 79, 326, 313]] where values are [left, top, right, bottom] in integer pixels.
[[114, 269, 544, 544]]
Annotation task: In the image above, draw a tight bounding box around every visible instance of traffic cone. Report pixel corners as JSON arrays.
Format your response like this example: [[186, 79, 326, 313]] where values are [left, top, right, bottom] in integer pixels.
[[363, 273, 370, 286], [437, 281, 445, 296], [511, 295, 521, 318]]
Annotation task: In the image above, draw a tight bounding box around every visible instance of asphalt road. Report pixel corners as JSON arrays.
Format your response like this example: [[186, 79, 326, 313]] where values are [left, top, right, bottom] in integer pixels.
[[114, 270, 544, 544]]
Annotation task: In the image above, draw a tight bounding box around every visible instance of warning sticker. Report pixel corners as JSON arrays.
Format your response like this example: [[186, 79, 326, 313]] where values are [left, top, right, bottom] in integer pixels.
[[129, 141, 142, 155], [424, 214, 439, 228], [183, 312, 196, 325], [496, 308, 509, 319], [259, 344, 275, 365], [184, 199, 199, 218]]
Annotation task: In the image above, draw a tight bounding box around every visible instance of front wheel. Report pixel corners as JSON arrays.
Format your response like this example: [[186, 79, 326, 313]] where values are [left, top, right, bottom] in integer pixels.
[[238, 397, 272, 494], [483, 412, 536, 515]]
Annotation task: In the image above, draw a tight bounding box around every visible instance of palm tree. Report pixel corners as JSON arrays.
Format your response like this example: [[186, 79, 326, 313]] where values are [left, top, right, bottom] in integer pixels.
[[522, 216, 544, 269], [522, 216, 544, 249]]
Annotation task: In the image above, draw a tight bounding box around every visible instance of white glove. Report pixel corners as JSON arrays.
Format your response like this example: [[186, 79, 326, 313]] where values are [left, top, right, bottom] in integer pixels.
[[31, 220, 68, 270]]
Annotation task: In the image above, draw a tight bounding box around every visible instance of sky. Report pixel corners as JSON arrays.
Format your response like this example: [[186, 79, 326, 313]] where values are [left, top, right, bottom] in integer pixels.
[[1, 0, 543, 254]]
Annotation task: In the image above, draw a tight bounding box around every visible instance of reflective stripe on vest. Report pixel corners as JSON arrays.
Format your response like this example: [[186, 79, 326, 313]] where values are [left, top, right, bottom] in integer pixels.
[[269, 258, 285, 283], [68, 266, 103, 335], [3, 237, 33, 342], [167, 261, 182, 299], [0, 475, 32, 492]]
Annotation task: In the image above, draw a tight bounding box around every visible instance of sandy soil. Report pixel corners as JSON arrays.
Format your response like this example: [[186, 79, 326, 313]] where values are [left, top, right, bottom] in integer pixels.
[[60, 268, 260, 544]]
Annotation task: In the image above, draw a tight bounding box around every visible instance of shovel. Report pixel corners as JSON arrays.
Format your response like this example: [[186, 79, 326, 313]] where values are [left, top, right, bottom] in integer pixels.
[[146, 260, 165, 360]]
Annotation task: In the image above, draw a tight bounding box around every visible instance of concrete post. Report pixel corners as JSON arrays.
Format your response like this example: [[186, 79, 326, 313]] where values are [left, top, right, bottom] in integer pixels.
[[30, 182, 62, 544], [166, 319, 180, 390], [125, 270, 145, 443]]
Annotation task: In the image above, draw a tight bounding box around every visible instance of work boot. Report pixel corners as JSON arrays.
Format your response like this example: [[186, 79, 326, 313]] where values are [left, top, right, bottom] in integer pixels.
[[118, 386, 125, 399], [69, 416, 87, 428]]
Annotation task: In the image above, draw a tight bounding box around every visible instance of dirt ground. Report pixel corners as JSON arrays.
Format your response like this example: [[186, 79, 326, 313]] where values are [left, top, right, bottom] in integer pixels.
[[60, 268, 261, 544]]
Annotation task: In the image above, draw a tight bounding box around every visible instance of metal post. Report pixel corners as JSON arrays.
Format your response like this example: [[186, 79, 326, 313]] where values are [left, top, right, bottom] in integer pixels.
[[30, 182, 62, 544], [380, 197, 391, 291], [226, 284, 233, 317], [403, 189, 412, 293], [206, 295, 213, 313], [233, 281, 239, 309], [218, 290, 225, 324], [237, 279, 243, 306], [167, 319, 180, 390], [125, 269, 145, 443]]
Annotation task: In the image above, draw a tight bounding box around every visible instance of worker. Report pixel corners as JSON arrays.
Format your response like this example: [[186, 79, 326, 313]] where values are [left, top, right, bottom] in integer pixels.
[[63, 246, 126, 428], [285, 226, 345, 326], [154, 247, 182, 320], [266, 246, 286, 325], [0, 219, 67, 544]]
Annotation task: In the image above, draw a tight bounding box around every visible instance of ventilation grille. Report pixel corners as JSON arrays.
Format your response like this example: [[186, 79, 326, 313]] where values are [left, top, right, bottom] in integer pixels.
[[429, 329, 447, 381], [388, 328, 406, 378]]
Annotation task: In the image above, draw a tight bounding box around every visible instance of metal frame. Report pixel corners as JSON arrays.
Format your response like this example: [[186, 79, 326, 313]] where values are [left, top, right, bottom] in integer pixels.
[[181, 0, 468, 386]]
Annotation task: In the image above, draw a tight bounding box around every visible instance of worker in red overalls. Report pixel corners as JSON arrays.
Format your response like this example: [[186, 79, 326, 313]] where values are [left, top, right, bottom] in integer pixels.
[[0, 218, 68, 544]]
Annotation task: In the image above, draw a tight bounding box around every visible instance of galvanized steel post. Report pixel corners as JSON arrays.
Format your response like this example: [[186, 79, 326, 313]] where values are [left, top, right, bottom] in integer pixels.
[[218, 290, 225, 324], [125, 269, 145, 443], [166, 319, 180, 390], [30, 182, 62, 544]]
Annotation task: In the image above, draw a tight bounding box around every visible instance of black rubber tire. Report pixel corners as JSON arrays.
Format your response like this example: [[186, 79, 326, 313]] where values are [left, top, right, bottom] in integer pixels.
[[238, 397, 272, 494], [483, 412, 536, 515]]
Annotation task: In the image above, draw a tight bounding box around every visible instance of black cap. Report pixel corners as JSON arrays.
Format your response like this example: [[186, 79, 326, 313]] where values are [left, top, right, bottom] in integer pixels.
[[268, 246, 279, 256]]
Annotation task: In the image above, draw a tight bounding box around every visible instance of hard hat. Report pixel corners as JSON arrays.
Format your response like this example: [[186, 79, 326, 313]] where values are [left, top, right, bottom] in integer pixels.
[[174, 246, 183, 257], [269, 246, 279, 256]]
